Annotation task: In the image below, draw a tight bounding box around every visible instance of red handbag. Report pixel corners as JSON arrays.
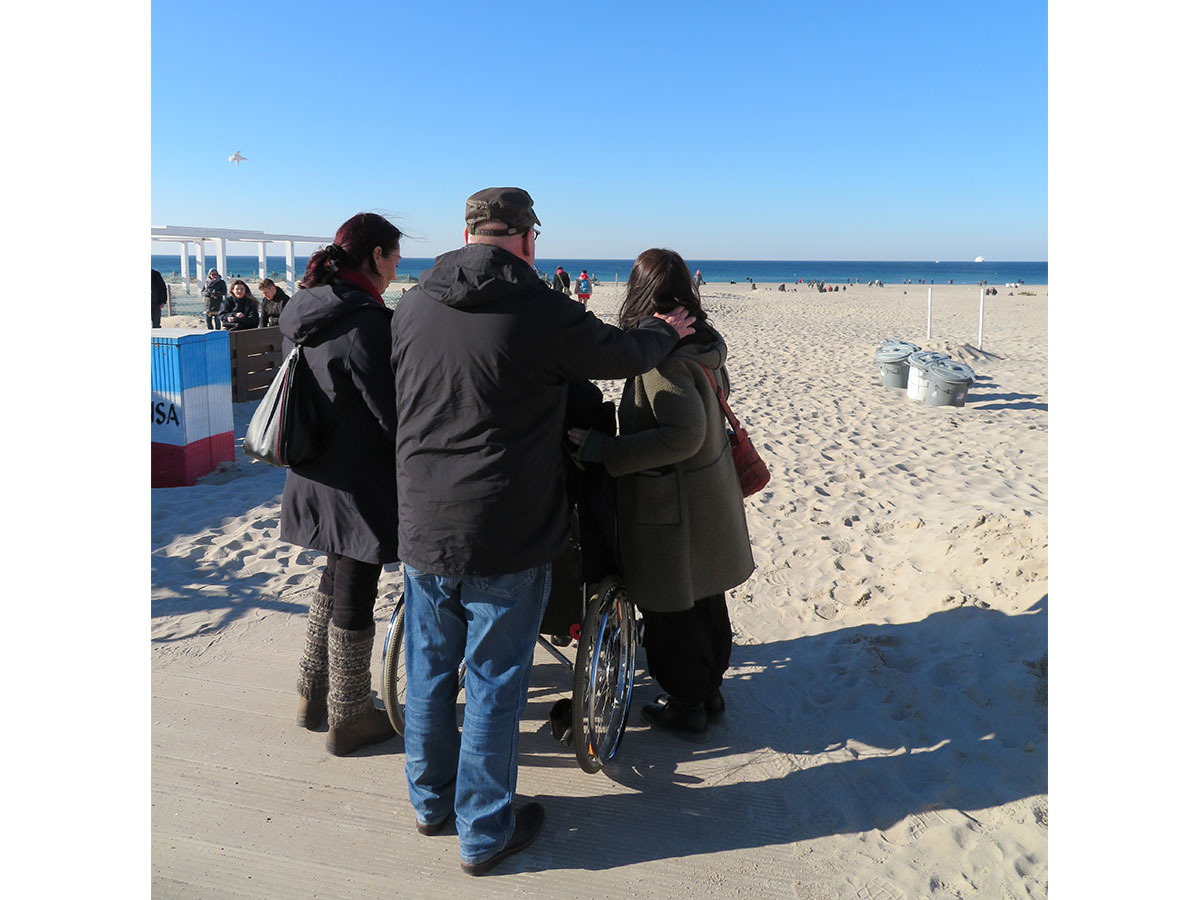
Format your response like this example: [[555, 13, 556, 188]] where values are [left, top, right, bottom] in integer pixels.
[[702, 368, 770, 498]]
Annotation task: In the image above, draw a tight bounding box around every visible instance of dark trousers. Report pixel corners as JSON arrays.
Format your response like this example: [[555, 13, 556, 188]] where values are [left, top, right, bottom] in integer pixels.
[[640, 592, 732, 706], [318, 553, 383, 630], [152, 304, 162, 328], [205, 313, 221, 330]]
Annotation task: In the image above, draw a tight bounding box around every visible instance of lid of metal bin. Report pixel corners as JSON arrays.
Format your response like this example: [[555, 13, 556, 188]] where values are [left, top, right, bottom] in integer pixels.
[[907, 350, 950, 371], [927, 358, 976, 383], [875, 342, 919, 362]]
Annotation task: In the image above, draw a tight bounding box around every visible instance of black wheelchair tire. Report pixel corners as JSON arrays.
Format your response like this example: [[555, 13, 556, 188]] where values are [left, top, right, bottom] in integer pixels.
[[571, 577, 636, 773], [380, 593, 407, 735], [380, 590, 466, 737]]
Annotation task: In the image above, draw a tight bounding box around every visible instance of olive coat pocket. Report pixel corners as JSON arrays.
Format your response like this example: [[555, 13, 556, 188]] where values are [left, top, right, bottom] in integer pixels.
[[628, 468, 682, 525]]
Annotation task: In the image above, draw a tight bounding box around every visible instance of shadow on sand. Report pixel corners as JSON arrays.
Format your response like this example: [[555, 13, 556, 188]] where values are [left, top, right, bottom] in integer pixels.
[[515, 597, 1047, 870]]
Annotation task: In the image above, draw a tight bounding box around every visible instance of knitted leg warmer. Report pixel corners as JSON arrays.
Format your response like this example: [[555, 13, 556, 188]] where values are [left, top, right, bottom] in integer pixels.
[[327, 622, 377, 727], [297, 588, 334, 701]]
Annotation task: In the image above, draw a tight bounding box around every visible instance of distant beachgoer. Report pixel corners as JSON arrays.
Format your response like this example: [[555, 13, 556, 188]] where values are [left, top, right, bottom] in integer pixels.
[[203, 268, 227, 330], [574, 269, 592, 305], [152, 268, 167, 328], [258, 278, 290, 328], [220, 280, 260, 330], [553, 266, 570, 293], [693, 269, 704, 287], [282, 212, 404, 758], [777, 282, 786, 292]]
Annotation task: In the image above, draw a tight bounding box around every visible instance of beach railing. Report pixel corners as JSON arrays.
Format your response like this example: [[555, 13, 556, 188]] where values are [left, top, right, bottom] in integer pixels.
[[228, 326, 285, 403]]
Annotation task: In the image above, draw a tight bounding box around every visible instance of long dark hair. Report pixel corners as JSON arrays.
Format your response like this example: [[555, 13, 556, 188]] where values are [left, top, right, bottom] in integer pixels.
[[617, 248, 708, 330], [229, 279, 257, 306], [301, 212, 403, 288]]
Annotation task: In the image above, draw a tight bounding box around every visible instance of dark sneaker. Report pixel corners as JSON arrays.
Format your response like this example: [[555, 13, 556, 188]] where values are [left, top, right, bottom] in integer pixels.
[[641, 695, 708, 741], [460, 802, 545, 876], [416, 812, 454, 836], [704, 688, 726, 720]]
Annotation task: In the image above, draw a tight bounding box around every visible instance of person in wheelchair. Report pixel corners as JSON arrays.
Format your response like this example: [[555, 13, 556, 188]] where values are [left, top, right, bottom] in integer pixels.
[[570, 248, 755, 739], [557, 379, 620, 602]]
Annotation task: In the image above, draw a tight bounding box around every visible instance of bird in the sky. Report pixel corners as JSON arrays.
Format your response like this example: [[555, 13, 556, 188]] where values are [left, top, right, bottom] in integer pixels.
[[229, 150, 247, 166]]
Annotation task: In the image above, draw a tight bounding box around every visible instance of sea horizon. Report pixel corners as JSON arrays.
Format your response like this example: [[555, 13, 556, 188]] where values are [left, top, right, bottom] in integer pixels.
[[152, 255, 1048, 286]]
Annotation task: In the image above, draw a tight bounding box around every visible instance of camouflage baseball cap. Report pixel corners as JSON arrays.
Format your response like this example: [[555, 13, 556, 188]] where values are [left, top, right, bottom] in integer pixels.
[[465, 187, 541, 236]]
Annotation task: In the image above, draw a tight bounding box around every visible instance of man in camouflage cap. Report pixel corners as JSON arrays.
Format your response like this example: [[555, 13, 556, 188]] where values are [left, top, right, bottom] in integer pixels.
[[391, 186, 695, 875]]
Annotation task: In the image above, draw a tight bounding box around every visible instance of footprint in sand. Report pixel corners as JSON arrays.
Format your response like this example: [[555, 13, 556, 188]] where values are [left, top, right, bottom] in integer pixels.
[[856, 875, 905, 899]]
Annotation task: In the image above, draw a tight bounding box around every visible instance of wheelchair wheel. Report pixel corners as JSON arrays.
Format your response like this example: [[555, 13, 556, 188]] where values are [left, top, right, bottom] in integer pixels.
[[380, 591, 467, 736], [380, 593, 408, 735], [571, 576, 636, 773]]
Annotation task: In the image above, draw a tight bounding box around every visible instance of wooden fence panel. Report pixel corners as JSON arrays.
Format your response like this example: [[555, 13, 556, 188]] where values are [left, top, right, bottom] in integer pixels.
[[228, 327, 285, 403]]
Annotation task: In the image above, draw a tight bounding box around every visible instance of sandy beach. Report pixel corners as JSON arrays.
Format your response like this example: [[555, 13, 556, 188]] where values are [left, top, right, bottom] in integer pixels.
[[152, 280, 1048, 898]]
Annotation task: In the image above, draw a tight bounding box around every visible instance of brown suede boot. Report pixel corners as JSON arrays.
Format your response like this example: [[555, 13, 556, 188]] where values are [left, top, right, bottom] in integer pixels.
[[296, 589, 333, 730], [297, 688, 328, 731], [326, 622, 396, 756]]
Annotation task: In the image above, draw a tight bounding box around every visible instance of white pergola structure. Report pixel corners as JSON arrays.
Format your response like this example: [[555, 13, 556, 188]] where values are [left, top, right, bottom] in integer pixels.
[[151, 225, 333, 293]]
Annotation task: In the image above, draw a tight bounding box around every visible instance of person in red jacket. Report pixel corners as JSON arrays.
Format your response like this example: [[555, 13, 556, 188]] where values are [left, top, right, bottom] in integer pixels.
[[573, 269, 592, 305]]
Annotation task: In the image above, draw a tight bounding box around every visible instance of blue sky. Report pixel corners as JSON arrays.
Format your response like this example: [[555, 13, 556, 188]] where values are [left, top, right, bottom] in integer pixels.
[[152, 0, 1047, 260]]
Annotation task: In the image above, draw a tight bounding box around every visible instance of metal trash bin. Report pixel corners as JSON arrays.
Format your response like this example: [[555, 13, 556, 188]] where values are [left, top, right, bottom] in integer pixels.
[[874, 340, 920, 388], [924, 359, 977, 407], [906, 350, 951, 402]]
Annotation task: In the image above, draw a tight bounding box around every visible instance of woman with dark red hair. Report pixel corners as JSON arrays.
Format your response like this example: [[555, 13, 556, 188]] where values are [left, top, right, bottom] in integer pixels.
[[279, 212, 404, 756]]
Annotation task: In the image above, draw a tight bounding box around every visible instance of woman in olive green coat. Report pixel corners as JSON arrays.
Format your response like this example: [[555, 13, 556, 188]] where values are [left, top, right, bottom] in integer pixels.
[[570, 248, 754, 739]]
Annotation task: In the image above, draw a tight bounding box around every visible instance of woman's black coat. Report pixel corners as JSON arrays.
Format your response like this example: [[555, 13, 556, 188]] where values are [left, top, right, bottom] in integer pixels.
[[278, 278, 398, 564], [203, 277, 227, 313], [219, 292, 260, 329]]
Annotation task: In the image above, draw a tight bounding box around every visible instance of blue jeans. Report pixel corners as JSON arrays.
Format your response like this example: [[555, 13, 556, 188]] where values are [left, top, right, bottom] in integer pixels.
[[403, 563, 551, 864]]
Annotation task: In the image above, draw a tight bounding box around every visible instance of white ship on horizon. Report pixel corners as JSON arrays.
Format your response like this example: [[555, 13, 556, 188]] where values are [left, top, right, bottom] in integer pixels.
[[974, 256, 985, 262]]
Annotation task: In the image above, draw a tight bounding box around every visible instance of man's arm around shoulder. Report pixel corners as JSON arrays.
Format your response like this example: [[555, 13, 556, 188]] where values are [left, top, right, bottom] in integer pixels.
[[550, 298, 694, 381]]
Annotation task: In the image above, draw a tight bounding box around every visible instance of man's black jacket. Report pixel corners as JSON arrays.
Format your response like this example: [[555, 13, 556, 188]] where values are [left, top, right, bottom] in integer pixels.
[[390, 244, 678, 576]]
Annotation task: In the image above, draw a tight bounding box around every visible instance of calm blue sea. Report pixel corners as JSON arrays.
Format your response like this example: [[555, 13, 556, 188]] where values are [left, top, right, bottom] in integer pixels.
[[152, 255, 1048, 286]]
